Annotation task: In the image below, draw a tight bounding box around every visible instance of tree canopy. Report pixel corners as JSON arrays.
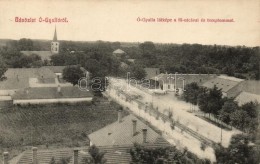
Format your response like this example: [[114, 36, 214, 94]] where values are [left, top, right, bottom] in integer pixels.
[[215, 134, 260, 164], [62, 65, 85, 86]]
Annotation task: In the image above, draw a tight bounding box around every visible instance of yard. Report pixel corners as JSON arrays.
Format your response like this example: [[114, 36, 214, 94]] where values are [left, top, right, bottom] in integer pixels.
[[0, 98, 127, 161]]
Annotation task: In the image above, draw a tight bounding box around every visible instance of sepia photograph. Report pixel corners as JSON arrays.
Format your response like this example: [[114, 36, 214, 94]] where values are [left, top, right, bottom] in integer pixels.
[[0, 0, 259, 163]]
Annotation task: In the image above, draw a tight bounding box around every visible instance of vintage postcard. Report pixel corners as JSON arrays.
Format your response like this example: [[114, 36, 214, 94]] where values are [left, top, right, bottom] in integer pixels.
[[0, 0, 259, 163]]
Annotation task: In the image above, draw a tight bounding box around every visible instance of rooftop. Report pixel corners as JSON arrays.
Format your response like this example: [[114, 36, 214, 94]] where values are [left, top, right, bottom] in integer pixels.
[[4, 68, 56, 79], [88, 114, 169, 147], [113, 49, 126, 54], [240, 80, 260, 95], [235, 92, 260, 106], [154, 73, 217, 86], [12, 86, 92, 100], [11, 146, 131, 164], [0, 68, 57, 90], [203, 76, 244, 92]]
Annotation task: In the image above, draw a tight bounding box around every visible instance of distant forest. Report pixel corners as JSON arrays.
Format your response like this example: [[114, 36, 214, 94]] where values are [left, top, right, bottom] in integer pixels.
[[0, 39, 259, 80]]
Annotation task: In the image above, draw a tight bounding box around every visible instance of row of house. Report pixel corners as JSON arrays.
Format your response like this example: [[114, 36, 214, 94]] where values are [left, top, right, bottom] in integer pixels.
[[6, 111, 170, 164], [144, 68, 260, 105]]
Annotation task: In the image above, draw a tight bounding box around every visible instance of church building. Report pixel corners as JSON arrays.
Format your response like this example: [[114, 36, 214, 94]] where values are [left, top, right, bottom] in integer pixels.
[[20, 27, 60, 63], [51, 27, 59, 54]]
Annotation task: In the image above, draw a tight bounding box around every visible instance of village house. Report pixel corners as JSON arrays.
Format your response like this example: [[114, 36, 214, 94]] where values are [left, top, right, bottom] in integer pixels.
[[88, 111, 169, 147], [112, 49, 126, 60], [0, 66, 92, 106], [151, 73, 216, 93]]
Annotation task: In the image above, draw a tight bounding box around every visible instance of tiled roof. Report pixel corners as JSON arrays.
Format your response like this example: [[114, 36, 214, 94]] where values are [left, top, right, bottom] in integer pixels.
[[144, 68, 160, 79], [4, 68, 56, 79], [203, 76, 244, 92], [0, 68, 56, 90], [240, 80, 260, 95], [12, 86, 92, 100], [235, 92, 260, 106], [21, 51, 53, 61], [0, 78, 29, 90], [13, 146, 132, 164], [113, 49, 125, 54], [88, 115, 169, 147]]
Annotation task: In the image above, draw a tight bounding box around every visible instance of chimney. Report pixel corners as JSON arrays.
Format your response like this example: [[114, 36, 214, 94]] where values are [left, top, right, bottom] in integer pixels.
[[3, 152, 9, 164], [118, 110, 122, 123], [73, 149, 79, 164], [142, 129, 147, 143], [57, 85, 61, 93], [32, 147, 37, 164], [132, 120, 137, 136]]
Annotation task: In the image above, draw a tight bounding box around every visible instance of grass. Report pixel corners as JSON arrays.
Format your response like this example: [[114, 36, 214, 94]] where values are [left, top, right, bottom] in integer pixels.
[[0, 98, 128, 160]]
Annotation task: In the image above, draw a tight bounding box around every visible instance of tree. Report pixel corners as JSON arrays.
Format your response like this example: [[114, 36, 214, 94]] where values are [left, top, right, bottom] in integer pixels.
[[219, 100, 239, 124], [198, 88, 211, 115], [230, 110, 250, 131], [63, 65, 85, 86], [215, 134, 259, 164], [129, 64, 146, 81], [208, 85, 223, 116], [183, 82, 200, 105], [0, 55, 7, 80], [241, 101, 258, 118], [82, 145, 106, 164], [139, 41, 157, 66], [17, 38, 34, 51], [198, 85, 223, 118], [51, 54, 65, 66], [130, 144, 210, 164]]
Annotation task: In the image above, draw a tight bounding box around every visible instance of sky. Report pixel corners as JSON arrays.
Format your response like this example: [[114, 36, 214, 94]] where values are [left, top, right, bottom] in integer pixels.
[[0, 0, 259, 47]]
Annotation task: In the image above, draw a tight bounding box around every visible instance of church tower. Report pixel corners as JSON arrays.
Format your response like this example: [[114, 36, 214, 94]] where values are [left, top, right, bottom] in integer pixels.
[[51, 26, 59, 54]]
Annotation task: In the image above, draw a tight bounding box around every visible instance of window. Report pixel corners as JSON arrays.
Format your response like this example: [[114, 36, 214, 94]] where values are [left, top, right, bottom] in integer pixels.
[[168, 85, 170, 89]]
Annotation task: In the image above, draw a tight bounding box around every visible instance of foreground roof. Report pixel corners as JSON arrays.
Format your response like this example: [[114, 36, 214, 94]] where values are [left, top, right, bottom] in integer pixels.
[[88, 114, 169, 147], [11, 146, 131, 164]]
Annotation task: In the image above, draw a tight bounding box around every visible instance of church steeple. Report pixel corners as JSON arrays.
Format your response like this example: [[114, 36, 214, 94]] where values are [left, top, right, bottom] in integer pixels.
[[53, 26, 58, 41], [51, 26, 59, 54]]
